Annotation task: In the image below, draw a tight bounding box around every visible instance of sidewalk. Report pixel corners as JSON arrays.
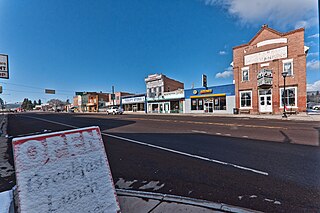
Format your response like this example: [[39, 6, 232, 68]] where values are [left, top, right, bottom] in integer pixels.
[[123, 111, 320, 122], [0, 187, 260, 213], [117, 189, 261, 213]]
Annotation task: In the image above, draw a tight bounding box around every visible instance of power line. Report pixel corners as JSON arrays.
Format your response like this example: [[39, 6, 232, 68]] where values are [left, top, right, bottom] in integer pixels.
[[0, 81, 76, 93]]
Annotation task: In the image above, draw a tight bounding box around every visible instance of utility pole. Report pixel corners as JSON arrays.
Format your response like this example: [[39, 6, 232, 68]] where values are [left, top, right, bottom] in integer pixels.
[[112, 86, 115, 106]]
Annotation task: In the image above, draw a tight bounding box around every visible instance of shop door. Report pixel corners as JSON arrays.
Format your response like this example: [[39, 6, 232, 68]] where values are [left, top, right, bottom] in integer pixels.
[[164, 102, 170, 113], [259, 91, 272, 113], [133, 104, 137, 112], [204, 102, 213, 113]]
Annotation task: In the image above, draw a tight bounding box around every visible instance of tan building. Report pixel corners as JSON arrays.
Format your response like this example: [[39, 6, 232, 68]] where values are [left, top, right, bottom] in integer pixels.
[[233, 25, 308, 114], [73, 92, 109, 112], [145, 74, 184, 113], [106, 92, 134, 107]]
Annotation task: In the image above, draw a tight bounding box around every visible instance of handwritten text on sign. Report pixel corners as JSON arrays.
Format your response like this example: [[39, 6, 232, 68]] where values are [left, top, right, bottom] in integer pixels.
[[13, 126, 120, 213]]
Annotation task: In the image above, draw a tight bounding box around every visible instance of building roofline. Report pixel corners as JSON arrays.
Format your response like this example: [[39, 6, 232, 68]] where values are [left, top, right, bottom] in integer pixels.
[[233, 25, 305, 50]]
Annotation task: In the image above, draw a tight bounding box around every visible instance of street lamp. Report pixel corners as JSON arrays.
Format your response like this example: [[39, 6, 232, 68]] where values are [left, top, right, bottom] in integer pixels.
[[282, 70, 288, 118]]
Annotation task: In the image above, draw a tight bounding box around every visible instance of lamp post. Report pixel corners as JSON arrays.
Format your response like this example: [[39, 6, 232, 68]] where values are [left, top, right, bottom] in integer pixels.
[[282, 71, 288, 118]]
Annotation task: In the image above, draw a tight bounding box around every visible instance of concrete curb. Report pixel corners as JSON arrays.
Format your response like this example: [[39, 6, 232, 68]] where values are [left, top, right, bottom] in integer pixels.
[[116, 189, 262, 213]]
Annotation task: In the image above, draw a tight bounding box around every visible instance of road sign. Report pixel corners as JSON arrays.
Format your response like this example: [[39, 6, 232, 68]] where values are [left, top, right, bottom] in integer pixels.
[[13, 126, 121, 213], [202, 74, 207, 88], [45, 89, 55, 94], [0, 54, 9, 79]]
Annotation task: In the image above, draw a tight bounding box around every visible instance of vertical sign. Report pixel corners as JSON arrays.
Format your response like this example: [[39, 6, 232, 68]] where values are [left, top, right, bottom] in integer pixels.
[[13, 126, 120, 213], [0, 54, 9, 79], [202, 74, 207, 88]]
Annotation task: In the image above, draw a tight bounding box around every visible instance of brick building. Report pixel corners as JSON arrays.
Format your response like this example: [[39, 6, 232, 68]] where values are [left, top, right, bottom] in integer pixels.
[[233, 25, 308, 114], [145, 74, 184, 113]]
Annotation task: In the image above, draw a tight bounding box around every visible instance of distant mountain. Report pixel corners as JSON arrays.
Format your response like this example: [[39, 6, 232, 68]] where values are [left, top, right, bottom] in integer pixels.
[[5, 103, 21, 109]]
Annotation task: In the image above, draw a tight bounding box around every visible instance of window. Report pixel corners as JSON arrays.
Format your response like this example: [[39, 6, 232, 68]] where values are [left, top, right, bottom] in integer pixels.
[[213, 96, 226, 110], [241, 67, 249, 81], [240, 91, 252, 108], [282, 59, 293, 76], [191, 99, 204, 110], [280, 87, 297, 107]]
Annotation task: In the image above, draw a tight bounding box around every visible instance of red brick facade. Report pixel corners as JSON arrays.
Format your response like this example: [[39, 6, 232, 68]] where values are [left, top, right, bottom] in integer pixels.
[[233, 25, 307, 114]]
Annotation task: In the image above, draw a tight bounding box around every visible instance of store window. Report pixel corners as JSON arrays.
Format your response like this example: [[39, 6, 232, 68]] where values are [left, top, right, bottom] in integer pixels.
[[242, 67, 249, 81], [282, 59, 293, 76], [170, 101, 180, 113], [214, 96, 226, 110], [240, 91, 252, 108], [280, 87, 297, 107], [151, 104, 159, 113], [191, 99, 204, 110]]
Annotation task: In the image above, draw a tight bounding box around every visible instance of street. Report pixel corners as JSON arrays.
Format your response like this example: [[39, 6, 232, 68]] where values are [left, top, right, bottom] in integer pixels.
[[5, 112, 320, 212]]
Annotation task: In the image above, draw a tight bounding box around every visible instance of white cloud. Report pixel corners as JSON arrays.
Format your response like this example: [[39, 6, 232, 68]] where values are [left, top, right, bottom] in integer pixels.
[[307, 80, 320, 91], [219, 50, 227, 55], [308, 33, 320, 39], [215, 67, 233, 78], [203, 0, 318, 29], [307, 59, 320, 70]]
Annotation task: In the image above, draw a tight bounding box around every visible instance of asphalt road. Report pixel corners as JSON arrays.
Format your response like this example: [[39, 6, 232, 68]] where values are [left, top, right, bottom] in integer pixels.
[[6, 112, 320, 212]]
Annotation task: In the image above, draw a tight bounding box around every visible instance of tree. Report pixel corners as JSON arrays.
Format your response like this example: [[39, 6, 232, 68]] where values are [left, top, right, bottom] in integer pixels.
[[33, 100, 37, 107], [38, 99, 42, 105], [21, 98, 29, 110]]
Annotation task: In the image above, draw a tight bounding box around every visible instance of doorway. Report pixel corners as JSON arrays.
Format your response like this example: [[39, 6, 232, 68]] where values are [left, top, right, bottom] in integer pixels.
[[259, 89, 272, 113]]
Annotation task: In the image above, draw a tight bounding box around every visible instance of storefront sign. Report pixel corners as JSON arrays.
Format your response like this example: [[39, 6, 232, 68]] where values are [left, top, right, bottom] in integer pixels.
[[0, 54, 9, 79], [244, 46, 287, 65], [13, 127, 120, 213], [122, 96, 145, 104], [200, 89, 212, 94]]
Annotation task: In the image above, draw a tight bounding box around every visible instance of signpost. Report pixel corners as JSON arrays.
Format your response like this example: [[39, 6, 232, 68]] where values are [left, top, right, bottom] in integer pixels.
[[0, 54, 9, 79], [13, 126, 120, 213]]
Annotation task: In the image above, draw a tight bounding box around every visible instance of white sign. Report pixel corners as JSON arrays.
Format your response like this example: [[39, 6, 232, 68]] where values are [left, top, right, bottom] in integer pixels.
[[0, 54, 9, 79], [13, 126, 120, 213], [244, 46, 287, 65], [122, 96, 145, 104]]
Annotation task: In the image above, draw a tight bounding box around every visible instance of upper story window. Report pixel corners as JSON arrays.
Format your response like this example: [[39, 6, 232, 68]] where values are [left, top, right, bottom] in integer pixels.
[[241, 67, 249, 81], [282, 59, 293, 76]]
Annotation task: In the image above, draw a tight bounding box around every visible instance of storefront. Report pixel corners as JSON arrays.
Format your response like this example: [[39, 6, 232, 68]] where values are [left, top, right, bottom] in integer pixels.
[[184, 84, 235, 114], [233, 25, 307, 114], [147, 89, 184, 113], [121, 95, 146, 113]]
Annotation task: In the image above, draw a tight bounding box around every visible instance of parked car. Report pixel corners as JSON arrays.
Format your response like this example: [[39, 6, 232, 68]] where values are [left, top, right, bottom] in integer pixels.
[[106, 106, 123, 115]]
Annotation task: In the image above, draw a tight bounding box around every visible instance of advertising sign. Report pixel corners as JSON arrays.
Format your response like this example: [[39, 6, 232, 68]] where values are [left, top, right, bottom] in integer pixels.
[[122, 96, 145, 104], [202, 74, 207, 88], [13, 126, 120, 213], [244, 46, 287, 65], [0, 54, 9, 79]]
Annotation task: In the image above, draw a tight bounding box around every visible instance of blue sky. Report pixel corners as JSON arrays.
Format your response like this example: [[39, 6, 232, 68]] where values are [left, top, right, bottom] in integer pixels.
[[0, 0, 319, 103]]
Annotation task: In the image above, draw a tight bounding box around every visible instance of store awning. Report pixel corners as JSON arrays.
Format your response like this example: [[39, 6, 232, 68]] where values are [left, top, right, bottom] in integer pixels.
[[190, 93, 226, 99]]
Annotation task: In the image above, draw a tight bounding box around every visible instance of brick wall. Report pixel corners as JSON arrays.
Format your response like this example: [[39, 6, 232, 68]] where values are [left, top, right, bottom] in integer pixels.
[[233, 25, 307, 114]]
